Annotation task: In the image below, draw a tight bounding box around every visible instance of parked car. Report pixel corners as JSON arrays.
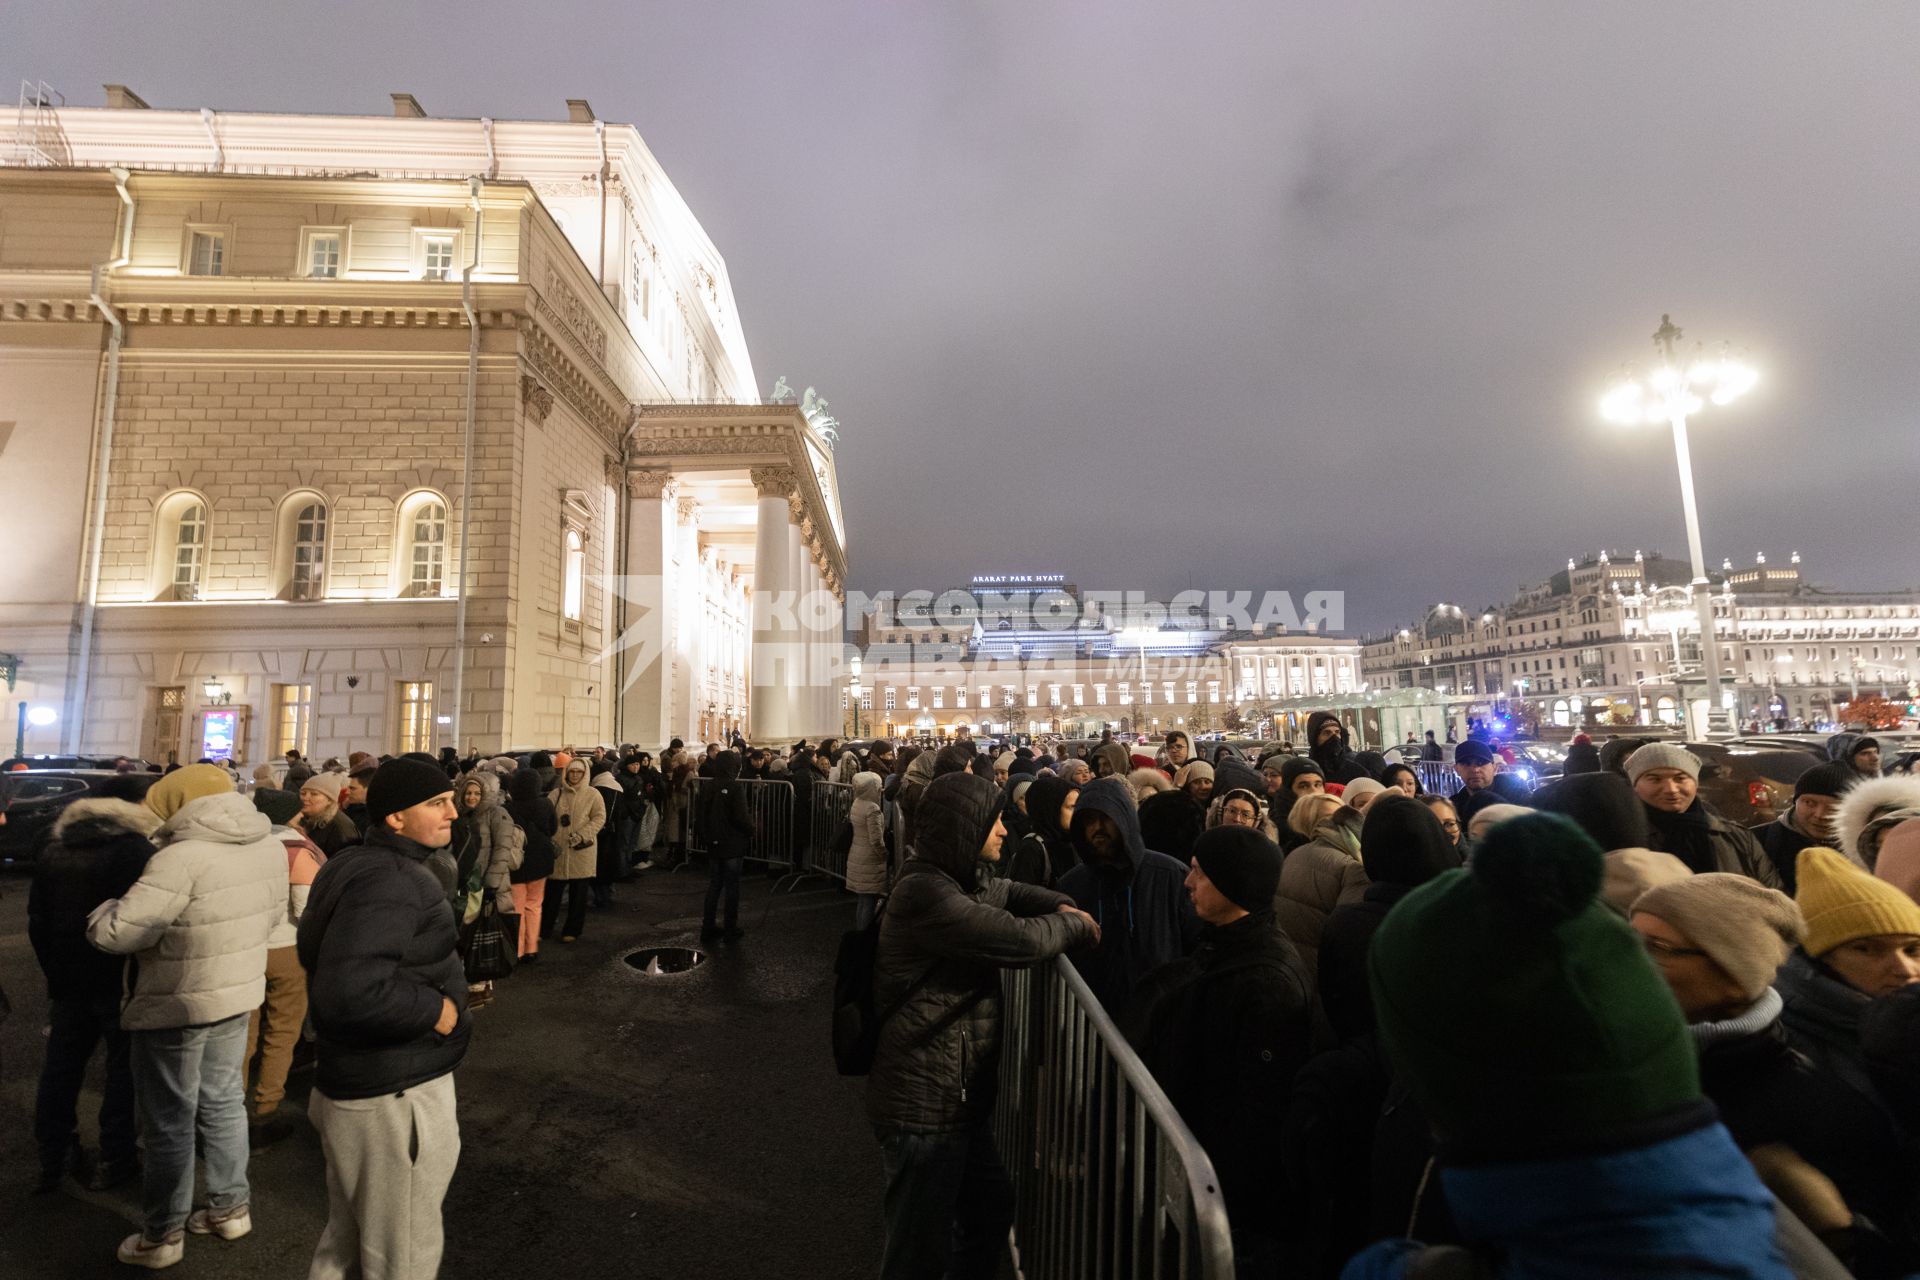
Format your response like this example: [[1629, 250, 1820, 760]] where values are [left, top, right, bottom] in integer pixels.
[[0, 769, 158, 865], [1683, 742, 1816, 827], [2, 753, 154, 773]]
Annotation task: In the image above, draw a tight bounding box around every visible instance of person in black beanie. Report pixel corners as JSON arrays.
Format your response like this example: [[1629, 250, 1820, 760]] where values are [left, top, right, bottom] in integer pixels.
[[1130, 826, 1311, 1274], [297, 756, 466, 1279], [1754, 760, 1855, 894]]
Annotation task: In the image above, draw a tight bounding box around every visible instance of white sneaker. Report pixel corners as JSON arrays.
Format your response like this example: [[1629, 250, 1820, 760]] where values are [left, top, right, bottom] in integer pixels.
[[186, 1205, 252, 1240], [117, 1231, 184, 1269], [634, 859, 655, 871]]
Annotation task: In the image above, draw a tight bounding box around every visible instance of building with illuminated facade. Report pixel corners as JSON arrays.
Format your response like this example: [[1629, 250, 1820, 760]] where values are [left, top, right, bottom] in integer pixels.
[[0, 86, 845, 762], [850, 577, 1360, 741], [1360, 550, 1920, 733]]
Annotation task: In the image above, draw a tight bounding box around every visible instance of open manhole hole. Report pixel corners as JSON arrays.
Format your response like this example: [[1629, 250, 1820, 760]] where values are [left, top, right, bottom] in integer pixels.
[[624, 946, 707, 976]]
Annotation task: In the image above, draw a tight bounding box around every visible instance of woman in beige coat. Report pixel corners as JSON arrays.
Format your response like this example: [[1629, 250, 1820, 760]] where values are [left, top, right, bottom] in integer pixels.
[[545, 759, 605, 943], [1272, 792, 1368, 985]]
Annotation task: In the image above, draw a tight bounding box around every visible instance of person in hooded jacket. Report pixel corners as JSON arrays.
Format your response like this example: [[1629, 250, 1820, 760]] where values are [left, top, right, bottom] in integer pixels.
[[86, 765, 289, 1268], [897, 749, 938, 850], [1633, 874, 1920, 1277], [545, 758, 605, 943], [1628, 744, 1784, 888], [447, 771, 523, 1004], [846, 771, 891, 929], [1829, 732, 1884, 779], [1058, 777, 1199, 1016], [29, 785, 158, 1193], [505, 768, 557, 961], [1563, 735, 1602, 775], [1342, 814, 1791, 1280], [1130, 827, 1312, 1276], [1274, 793, 1369, 985], [1753, 761, 1855, 893], [589, 760, 625, 907], [1317, 796, 1458, 1045], [868, 771, 1098, 1280], [1008, 775, 1078, 887], [1277, 758, 1328, 851], [1307, 711, 1369, 785], [1834, 774, 1920, 875], [1138, 771, 1207, 865], [700, 750, 754, 940]]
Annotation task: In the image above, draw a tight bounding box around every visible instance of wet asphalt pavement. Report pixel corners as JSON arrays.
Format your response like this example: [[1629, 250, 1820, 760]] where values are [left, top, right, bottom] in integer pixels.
[[0, 866, 886, 1279]]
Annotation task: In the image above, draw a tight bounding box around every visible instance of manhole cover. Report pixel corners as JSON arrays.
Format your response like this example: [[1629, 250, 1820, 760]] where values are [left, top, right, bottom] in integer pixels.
[[624, 946, 707, 975]]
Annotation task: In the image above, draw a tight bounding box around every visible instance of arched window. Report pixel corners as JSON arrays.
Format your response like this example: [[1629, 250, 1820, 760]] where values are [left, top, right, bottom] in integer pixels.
[[562, 528, 585, 622], [406, 500, 446, 597], [151, 491, 212, 602], [272, 493, 331, 602], [172, 502, 207, 599]]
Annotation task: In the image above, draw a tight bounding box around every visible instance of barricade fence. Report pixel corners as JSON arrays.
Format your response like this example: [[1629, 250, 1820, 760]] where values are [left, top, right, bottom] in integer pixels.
[[681, 777, 795, 869], [996, 956, 1234, 1280], [1412, 761, 1455, 796], [805, 781, 855, 883]]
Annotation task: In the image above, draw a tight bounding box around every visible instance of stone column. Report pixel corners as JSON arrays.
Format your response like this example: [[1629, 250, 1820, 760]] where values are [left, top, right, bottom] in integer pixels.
[[803, 551, 825, 736], [673, 495, 701, 742], [785, 496, 809, 741], [619, 470, 676, 745], [750, 467, 798, 744]]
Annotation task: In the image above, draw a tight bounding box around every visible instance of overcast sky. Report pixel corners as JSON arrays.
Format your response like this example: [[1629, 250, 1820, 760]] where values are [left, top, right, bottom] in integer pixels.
[[12, 2, 1918, 632]]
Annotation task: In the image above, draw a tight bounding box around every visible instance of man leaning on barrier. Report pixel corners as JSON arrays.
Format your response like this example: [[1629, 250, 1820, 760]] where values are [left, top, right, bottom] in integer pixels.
[[867, 771, 1101, 1280]]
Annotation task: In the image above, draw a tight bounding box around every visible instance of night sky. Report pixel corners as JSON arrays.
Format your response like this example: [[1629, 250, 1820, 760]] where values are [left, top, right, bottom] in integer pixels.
[[13, 2, 1919, 632]]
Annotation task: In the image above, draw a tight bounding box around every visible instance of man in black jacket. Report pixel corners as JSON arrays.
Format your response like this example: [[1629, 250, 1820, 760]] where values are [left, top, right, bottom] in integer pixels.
[[701, 750, 754, 940], [1131, 826, 1310, 1274], [297, 757, 467, 1280], [868, 771, 1097, 1280], [28, 790, 157, 1192]]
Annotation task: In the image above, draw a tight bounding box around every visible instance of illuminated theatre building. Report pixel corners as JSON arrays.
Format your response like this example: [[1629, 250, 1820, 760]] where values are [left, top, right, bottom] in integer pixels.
[[851, 576, 1362, 742], [0, 86, 846, 763]]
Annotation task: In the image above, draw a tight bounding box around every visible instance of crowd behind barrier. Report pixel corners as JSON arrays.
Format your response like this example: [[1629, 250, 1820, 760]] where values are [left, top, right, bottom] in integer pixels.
[[996, 956, 1235, 1280], [681, 776, 794, 869]]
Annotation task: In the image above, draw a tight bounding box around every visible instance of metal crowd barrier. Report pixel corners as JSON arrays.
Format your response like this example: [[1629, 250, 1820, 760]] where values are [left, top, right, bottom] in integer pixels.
[[1411, 761, 1455, 796], [681, 777, 794, 870], [774, 780, 857, 892], [995, 956, 1234, 1280]]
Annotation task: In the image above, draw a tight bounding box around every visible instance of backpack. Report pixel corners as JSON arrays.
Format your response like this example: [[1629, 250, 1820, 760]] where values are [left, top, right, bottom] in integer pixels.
[[830, 911, 936, 1077], [827, 817, 854, 863]]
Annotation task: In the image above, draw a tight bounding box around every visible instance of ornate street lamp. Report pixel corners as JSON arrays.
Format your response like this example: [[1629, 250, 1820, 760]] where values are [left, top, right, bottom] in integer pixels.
[[1601, 315, 1757, 735]]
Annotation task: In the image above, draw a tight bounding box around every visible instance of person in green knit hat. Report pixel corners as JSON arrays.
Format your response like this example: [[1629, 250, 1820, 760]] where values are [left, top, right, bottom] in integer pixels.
[[1342, 812, 1792, 1280]]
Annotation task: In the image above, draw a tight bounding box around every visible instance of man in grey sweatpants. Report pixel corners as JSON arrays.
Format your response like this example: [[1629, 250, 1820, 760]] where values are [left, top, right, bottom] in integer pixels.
[[297, 757, 468, 1280]]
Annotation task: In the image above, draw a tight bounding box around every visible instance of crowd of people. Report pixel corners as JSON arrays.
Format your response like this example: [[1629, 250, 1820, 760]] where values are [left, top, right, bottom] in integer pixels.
[[860, 717, 1920, 1279], [15, 738, 721, 1272], [12, 716, 1920, 1278]]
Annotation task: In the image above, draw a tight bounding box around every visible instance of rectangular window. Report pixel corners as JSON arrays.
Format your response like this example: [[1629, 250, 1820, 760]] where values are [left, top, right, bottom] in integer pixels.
[[420, 233, 456, 281], [1118, 682, 1131, 704], [1094, 683, 1107, 704], [305, 231, 343, 279], [187, 229, 225, 276], [273, 683, 312, 757], [397, 681, 434, 754], [884, 686, 896, 711], [1185, 681, 1198, 703], [1071, 685, 1083, 705], [954, 688, 967, 708], [907, 688, 920, 710], [561, 528, 585, 622], [1208, 681, 1221, 704], [932, 687, 944, 709], [1026, 686, 1038, 707]]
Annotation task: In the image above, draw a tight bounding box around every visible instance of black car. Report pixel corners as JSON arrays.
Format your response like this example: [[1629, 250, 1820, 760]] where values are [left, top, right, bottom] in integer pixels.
[[0, 770, 157, 866]]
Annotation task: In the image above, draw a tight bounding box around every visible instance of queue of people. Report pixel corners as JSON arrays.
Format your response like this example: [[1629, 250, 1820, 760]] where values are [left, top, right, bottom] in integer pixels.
[[860, 717, 1920, 1279]]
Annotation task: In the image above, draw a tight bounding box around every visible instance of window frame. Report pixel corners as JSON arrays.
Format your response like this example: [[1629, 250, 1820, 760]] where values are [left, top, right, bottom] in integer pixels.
[[299, 225, 348, 279], [412, 228, 463, 282], [182, 223, 231, 276], [561, 527, 586, 625], [396, 680, 436, 754], [272, 683, 313, 757]]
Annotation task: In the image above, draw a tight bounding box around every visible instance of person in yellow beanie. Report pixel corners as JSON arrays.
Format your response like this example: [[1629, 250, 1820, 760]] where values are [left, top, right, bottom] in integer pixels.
[[143, 763, 234, 823]]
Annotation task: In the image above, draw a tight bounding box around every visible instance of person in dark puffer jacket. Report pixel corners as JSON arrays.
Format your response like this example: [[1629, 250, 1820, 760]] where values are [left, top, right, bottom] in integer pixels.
[[298, 758, 468, 1280], [868, 771, 1097, 1280], [29, 792, 157, 1193], [1059, 777, 1200, 1017]]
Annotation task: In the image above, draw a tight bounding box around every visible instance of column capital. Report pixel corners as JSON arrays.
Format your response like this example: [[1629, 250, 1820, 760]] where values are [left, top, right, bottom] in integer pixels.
[[787, 494, 806, 525], [750, 465, 798, 499], [675, 495, 702, 525], [626, 469, 676, 500]]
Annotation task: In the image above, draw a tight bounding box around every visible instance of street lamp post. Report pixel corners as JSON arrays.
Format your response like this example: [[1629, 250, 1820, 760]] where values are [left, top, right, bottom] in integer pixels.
[[848, 655, 863, 739], [1601, 314, 1757, 737]]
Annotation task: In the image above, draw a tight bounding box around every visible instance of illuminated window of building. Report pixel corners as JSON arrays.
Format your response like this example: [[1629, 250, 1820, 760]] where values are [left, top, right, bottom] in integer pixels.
[[171, 502, 207, 600], [1094, 683, 1106, 704], [421, 234, 456, 281], [1072, 685, 1084, 705], [932, 687, 944, 708], [397, 681, 435, 753], [273, 684, 312, 756], [1026, 686, 1038, 706], [1118, 683, 1131, 704], [884, 686, 896, 711], [304, 230, 343, 279], [1186, 681, 1198, 703], [406, 501, 447, 597], [187, 229, 225, 276], [562, 529, 585, 622], [907, 688, 920, 710], [289, 502, 327, 601]]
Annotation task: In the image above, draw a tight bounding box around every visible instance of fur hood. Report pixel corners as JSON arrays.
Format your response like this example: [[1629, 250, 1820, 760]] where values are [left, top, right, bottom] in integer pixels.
[[1834, 774, 1920, 870], [455, 768, 504, 813], [52, 796, 163, 844], [162, 791, 273, 845], [1129, 767, 1173, 799]]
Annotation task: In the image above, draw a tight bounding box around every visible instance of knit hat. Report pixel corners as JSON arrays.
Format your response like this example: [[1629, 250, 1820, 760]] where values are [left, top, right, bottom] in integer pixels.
[[1535, 772, 1648, 853], [1796, 845, 1920, 958], [1191, 826, 1283, 913], [1174, 760, 1214, 789], [1633, 875, 1805, 1003], [251, 764, 278, 788], [300, 771, 346, 805], [1010, 778, 1034, 806], [347, 751, 375, 773], [1368, 813, 1698, 1155], [253, 788, 302, 826], [366, 756, 456, 829], [1341, 777, 1386, 809], [1453, 739, 1496, 767], [1795, 760, 1859, 801], [146, 763, 234, 821], [1278, 757, 1323, 793], [1466, 802, 1531, 838], [1602, 848, 1692, 915], [348, 757, 378, 781], [1625, 743, 1702, 783]]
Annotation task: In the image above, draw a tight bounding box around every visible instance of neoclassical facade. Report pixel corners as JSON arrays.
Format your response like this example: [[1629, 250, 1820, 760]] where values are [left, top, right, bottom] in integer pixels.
[[0, 89, 845, 762]]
